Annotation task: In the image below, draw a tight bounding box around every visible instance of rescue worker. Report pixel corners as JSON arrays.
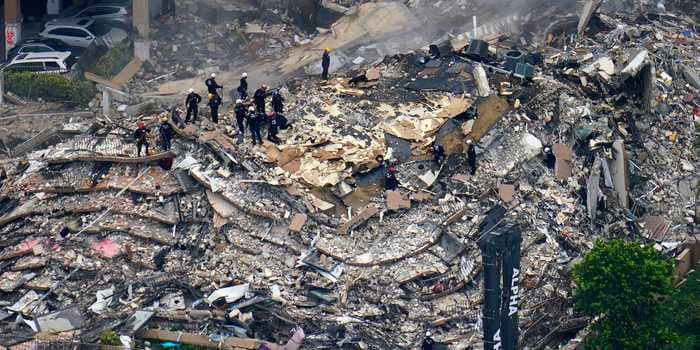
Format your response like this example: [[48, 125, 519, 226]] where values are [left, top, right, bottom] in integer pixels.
[[267, 112, 280, 144], [159, 116, 175, 151], [253, 85, 271, 113], [385, 165, 399, 191], [421, 332, 435, 350], [271, 90, 285, 114], [431, 142, 445, 165], [205, 73, 222, 95], [234, 99, 247, 136], [134, 122, 150, 157], [543, 146, 556, 169], [184, 88, 202, 124], [321, 48, 331, 80], [274, 111, 292, 130], [466, 139, 477, 175], [208, 93, 222, 124], [237, 72, 248, 100], [248, 107, 263, 145]]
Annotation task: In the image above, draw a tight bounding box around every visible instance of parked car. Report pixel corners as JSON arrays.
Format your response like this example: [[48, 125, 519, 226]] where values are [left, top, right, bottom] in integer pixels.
[[3, 52, 79, 75], [45, 3, 132, 27], [39, 18, 128, 49], [7, 38, 83, 61]]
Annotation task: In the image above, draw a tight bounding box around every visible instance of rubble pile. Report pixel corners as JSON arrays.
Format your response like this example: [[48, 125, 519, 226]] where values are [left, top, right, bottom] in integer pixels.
[[0, 1, 699, 350]]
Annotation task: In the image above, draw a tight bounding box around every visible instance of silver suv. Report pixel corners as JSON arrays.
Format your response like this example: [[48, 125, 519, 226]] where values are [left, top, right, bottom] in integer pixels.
[[39, 18, 127, 48]]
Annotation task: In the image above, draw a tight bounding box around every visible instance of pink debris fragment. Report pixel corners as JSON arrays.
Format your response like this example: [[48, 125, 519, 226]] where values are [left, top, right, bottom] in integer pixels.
[[17, 239, 40, 253], [91, 239, 123, 258]]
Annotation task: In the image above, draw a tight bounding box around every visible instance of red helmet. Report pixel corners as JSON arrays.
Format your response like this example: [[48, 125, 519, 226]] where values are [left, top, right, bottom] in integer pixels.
[[137, 122, 145, 129]]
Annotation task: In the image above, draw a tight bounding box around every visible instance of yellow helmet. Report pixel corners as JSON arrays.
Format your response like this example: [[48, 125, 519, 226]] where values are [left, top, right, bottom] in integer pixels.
[[324, 48, 331, 53], [208, 93, 215, 100], [160, 116, 168, 123]]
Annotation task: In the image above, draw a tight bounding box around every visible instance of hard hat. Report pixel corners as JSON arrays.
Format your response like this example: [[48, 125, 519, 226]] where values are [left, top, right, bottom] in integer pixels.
[[160, 116, 168, 123], [248, 106, 255, 112], [236, 99, 242, 104], [426, 331, 432, 337], [137, 122, 145, 129], [241, 72, 248, 78], [262, 84, 268, 89], [324, 48, 330, 52], [208, 93, 214, 100], [188, 88, 194, 93], [466, 139, 473, 144], [544, 146, 551, 152], [210, 73, 216, 78]]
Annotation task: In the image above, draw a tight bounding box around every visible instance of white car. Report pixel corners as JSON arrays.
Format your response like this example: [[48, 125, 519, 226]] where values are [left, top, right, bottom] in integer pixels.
[[39, 18, 127, 48], [4, 52, 78, 75], [46, 3, 132, 26]]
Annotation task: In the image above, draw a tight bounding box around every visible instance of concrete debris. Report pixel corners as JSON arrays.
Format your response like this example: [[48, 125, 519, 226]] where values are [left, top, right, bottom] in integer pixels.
[[0, 1, 698, 349], [207, 284, 250, 305]]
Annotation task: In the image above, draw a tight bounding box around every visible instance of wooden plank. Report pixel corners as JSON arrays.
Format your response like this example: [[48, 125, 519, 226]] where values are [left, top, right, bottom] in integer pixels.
[[85, 71, 125, 91], [112, 58, 143, 86], [47, 151, 175, 165], [139, 329, 280, 350]]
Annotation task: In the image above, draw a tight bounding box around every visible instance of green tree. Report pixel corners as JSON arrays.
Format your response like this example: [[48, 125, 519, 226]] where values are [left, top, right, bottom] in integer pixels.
[[572, 240, 679, 350], [665, 270, 700, 349]]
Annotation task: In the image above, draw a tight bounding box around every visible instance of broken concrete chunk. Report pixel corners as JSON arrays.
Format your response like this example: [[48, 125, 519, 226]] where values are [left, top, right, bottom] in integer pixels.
[[289, 213, 308, 233], [337, 205, 379, 235], [36, 307, 85, 333], [473, 63, 491, 97], [386, 191, 411, 211], [207, 283, 250, 305], [552, 143, 574, 181], [681, 65, 700, 90], [89, 285, 115, 314]]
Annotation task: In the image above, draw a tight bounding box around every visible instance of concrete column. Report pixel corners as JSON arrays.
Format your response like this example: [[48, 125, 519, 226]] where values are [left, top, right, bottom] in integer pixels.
[[0, 73, 4, 105], [102, 90, 111, 117], [133, 0, 151, 61], [4, 0, 22, 59]]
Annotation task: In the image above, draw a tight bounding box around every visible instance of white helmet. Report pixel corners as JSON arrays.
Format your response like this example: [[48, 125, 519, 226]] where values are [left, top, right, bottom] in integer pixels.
[[236, 99, 242, 104], [188, 88, 194, 93], [426, 331, 432, 337], [210, 73, 216, 78], [248, 106, 255, 112], [466, 139, 473, 144], [241, 72, 248, 78]]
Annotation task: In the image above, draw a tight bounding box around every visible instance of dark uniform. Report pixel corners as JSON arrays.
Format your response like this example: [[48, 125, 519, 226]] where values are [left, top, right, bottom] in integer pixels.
[[467, 143, 477, 175], [208, 94, 222, 124], [237, 77, 248, 100], [134, 126, 150, 157], [235, 103, 247, 136], [159, 122, 175, 151], [271, 91, 284, 114], [321, 51, 330, 80], [267, 113, 280, 143], [421, 336, 435, 350], [275, 112, 292, 130], [253, 88, 270, 113], [249, 111, 264, 145], [185, 92, 202, 124], [432, 143, 445, 165], [205, 77, 222, 95], [385, 166, 399, 190], [543, 147, 556, 169]]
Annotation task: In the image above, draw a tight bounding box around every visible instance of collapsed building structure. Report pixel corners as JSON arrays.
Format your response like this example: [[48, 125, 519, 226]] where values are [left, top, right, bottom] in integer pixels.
[[0, 0, 699, 349]]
